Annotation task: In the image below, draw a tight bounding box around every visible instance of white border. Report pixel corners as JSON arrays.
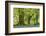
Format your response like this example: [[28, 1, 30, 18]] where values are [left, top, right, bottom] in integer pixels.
[[9, 3, 43, 33]]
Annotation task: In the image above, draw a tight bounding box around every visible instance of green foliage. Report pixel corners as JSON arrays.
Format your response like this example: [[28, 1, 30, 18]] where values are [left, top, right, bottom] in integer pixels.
[[13, 8, 40, 28]]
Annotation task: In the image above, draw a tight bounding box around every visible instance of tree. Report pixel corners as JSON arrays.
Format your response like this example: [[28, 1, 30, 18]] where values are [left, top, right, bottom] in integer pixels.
[[19, 8, 24, 25]]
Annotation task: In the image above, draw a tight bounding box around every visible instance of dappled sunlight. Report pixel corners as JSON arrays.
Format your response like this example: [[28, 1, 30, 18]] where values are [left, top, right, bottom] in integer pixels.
[[13, 8, 40, 28]]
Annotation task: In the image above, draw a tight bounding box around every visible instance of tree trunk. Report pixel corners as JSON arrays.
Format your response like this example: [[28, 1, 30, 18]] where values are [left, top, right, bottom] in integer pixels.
[[19, 8, 24, 25]]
